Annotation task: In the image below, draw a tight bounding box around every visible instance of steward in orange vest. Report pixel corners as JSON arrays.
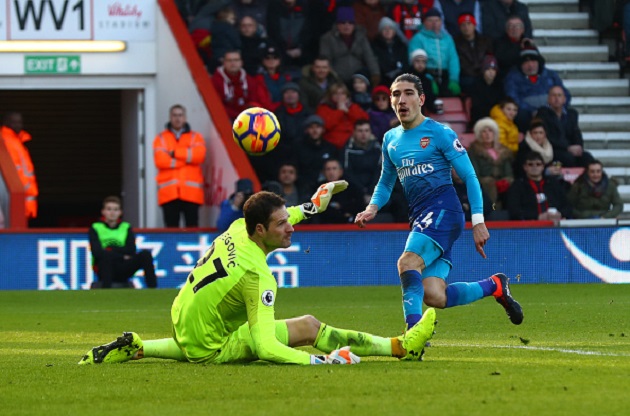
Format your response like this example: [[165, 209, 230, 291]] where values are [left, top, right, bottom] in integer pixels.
[[153, 105, 207, 227], [1, 112, 38, 219]]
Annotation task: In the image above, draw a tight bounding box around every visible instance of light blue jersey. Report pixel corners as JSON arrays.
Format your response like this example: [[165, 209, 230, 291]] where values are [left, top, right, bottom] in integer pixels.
[[370, 117, 483, 222]]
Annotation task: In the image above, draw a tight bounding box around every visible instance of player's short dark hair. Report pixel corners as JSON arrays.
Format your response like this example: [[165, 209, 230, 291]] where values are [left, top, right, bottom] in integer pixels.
[[102, 195, 122, 208], [392, 73, 424, 96], [244, 191, 286, 236]]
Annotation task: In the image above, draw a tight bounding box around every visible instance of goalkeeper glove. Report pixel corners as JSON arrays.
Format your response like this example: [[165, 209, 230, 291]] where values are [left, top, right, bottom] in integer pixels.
[[310, 346, 360, 365], [301, 180, 348, 217]]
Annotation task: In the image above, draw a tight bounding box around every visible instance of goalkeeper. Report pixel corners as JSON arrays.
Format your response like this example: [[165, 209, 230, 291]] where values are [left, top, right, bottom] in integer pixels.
[[79, 182, 436, 366]]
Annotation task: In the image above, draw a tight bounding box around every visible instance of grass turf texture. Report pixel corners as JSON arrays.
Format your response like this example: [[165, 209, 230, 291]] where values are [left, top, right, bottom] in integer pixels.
[[1, 285, 629, 416]]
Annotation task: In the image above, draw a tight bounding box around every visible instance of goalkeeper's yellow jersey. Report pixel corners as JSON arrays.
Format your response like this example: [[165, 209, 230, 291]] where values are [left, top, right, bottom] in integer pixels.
[[171, 206, 310, 365]]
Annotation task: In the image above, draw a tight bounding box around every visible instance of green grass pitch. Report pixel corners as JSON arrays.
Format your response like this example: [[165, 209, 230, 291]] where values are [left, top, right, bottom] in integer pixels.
[[1, 284, 629, 416]]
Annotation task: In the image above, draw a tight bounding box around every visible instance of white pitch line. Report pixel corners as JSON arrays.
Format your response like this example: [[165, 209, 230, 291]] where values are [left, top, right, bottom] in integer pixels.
[[439, 343, 630, 357]]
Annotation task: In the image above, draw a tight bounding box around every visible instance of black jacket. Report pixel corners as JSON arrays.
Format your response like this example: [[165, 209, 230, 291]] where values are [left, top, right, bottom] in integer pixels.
[[535, 106, 583, 151], [296, 136, 339, 193], [341, 138, 382, 196], [507, 176, 572, 220]]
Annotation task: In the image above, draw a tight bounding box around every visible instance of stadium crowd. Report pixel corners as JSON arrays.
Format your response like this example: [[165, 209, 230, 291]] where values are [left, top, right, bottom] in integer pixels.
[[167, 1, 627, 223]]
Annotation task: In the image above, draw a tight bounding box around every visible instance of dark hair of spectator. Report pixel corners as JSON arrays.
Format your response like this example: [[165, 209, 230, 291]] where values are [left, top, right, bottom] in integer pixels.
[[505, 15, 524, 28], [243, 191, 286, 236], [528, 118, 546, 133], [499, 97, 518, 108], [354, 119, 370, 128], [279, 162, 298, 173], [102, 196, 122, 208], [169, 104, 185, 114], [524, 151, 544, 164], [323, 158, 342, 169], [392, 73, 424, 96]]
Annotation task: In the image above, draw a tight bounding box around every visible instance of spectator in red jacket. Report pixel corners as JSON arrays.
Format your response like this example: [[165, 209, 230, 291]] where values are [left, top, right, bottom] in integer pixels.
[[316, 82, 369, 149], [211, 49, 272, 120]]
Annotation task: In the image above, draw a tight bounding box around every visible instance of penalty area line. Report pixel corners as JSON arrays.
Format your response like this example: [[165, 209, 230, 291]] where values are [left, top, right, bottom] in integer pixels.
[[438, 343, 630, 357]]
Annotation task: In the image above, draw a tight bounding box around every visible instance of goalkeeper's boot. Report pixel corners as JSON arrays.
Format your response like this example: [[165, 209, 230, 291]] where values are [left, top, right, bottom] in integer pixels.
[[491, 273, 523, 325], [399, 308, 436, 361], [78, 332, 143, 365]]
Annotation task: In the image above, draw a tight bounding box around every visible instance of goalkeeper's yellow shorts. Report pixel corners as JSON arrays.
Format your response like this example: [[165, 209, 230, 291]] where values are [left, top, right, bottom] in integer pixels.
[[180, 320, 290, 364]]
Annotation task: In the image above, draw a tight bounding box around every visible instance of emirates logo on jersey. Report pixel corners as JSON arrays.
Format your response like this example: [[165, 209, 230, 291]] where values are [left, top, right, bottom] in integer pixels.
[[420, 137, 430, 149]]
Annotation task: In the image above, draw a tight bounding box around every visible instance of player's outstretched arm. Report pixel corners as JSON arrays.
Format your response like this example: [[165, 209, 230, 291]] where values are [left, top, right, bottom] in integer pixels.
[[300, 180, 348, 217], [355, 204, 379, 228]]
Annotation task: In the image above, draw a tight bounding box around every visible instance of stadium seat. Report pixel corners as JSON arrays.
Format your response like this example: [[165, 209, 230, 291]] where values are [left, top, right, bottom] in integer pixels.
[[448, 122, 468, 136], [459, 132, 475, 148], [463, 96, 472, 120], [440, 97, 464, 113], [432, 112, 468, 124], [561, 167, 584, 184]]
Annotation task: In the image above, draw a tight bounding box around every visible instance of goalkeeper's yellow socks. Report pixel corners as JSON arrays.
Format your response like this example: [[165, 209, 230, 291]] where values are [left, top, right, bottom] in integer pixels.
[[314, 323, 392, 357], [142, 338, 187, 361]]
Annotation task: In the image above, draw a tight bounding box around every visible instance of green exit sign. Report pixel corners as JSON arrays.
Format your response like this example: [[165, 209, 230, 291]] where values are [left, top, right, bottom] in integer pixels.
[[24, 55, 81, 74]]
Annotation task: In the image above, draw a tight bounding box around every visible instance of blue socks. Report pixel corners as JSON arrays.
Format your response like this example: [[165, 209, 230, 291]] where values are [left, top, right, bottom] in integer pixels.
[[445, 277, 497, 308], [401, 272, 498, 320], [400, 270, 424, 328]]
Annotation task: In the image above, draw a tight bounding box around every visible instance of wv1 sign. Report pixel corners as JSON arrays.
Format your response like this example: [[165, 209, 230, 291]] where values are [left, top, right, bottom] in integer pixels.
[[0, 0, 155, 41]]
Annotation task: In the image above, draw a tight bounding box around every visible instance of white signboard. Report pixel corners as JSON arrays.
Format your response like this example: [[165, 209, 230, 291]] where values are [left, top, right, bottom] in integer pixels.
[[1, 0, 155, 41]]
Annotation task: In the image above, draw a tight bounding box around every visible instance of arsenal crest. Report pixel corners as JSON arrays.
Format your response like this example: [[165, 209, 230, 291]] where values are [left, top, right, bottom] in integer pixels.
[[420, 137, 430, 149]]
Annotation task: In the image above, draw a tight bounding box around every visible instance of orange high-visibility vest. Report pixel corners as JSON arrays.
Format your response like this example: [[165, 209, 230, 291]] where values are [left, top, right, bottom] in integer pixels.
[[153, 128, 207, 206], [1, 126, 38, 218]]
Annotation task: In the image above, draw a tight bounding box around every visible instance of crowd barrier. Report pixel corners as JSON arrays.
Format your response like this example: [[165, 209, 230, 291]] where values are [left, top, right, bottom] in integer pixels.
[[0, 222, 629, 290]]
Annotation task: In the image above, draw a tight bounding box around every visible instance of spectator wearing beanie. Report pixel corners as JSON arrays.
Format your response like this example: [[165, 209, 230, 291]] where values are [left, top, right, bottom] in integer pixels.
[[435, 0, 482, 37], [504, 44, 571, 132], [319, 6, 382, 86], [296, 114, 339, 193], [351, 73, 373, 111], [408, 7, 461, 97], [274, 82, 312, 149], [494, 15, 534, 79], [469, 54, 505, 125], [255, 45, 295, 111], [453, 12, 494, 94], [406, 48, 437, 113], [368, 85, 399, 142], [372, 16, 409, 86]]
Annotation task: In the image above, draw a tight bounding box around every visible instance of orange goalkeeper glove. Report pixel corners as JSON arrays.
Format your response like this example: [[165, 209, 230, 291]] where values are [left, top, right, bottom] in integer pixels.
[[301, 180, 348, 217], [310, 346, 360, 365]]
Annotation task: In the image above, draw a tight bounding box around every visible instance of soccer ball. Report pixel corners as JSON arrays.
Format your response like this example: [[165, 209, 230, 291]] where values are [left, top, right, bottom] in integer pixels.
[[232, 107, 281, 156]]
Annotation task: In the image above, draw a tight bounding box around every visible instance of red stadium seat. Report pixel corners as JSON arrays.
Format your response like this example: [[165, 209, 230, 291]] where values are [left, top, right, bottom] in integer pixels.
[[561, 167, 584, 184], [463, 96, 472, 120], [459, 132, 475, 148], [447, 121, 468, 136], [440, 97, 464, 113], [432, 112, 468, 123]]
